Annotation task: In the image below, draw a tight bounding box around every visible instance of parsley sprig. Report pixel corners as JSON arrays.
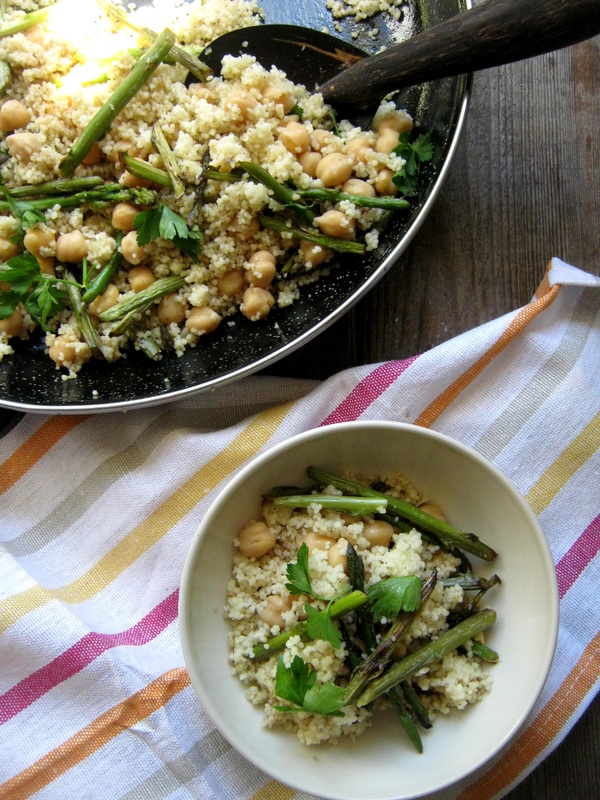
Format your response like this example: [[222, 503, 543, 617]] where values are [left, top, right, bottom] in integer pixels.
[[270, 569, 434, 719], [274, 655, 346, 717], [0, 253, 83, 328], [252, 588, 369, 661], [0, 187, 47, 245], [259, 543, 440, 721], [133, 202, 203, 260], [392, 131, 434, 195], [286, 542, 350, 648], [367, 575, 422, 620]]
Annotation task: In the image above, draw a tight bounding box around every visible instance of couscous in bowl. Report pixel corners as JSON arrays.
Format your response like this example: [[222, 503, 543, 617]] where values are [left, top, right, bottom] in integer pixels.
[[179, 421, 558, 800]]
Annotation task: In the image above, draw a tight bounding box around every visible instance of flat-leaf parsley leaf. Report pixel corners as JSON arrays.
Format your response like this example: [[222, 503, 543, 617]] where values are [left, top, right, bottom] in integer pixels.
[[283, 543, 350, 648], [285, 542, 313, 596], [275, 653, 315, 706], [0, 252, 77, 328], [392, 131, 434, 195], [304, 602, 342, 648], [0, 187, 47, 245], [274, 655, 346, 717], [367, 575, 422, 619], [133, 203, 203, 259]]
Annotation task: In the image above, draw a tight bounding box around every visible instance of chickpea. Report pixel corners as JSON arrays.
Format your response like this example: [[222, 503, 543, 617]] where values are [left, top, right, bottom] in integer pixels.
[[315, 152, 353, 187], [157, 293, 186, 326], [377, 109, 413, 135], [341, 178, 376, 198], [56, 231, 87, 263], [0, 237, 20, 260], [111, 202, 139, 233], [374, 168, 398, 196], [24, 24, 44, 44], [88, 283, 119, 316], [48, 336, 89, 367], [303, 531, 335, 554], [232, 214, 260, 241], [188, 83, 217, 104], [120, 169, 154, 188], [37, 256, 55, 276], [0, 308, 22, 337], [6, 132, 41, 163], [419, 502, 447, 522], [185, 306, 221, 335], [24, 226, 55, 257], [242, 286, 274, 321], [108, 140, 135, 164], [311, 128, 335, 152], [128, 265, 155, 293], [223, 89, 257, 121], [297, 150, 322, 178], [120, 230, 147, 265], [246, 250, 276, 288], [81, 142, 102, 166], [259, 594, 293, 629], [278, 120, 310, 154], [217, 268, 244, 297], [345, 135, 372, 165], [327, 539, 348, 571], [362, 520, 394, 548], [314, 209, 355, 240], [0, 100, 31, 132], [262, 82, 294, 113], [238, 520, 276, 558], [299, 240, 331, 267], [375, 128, 400, 155]]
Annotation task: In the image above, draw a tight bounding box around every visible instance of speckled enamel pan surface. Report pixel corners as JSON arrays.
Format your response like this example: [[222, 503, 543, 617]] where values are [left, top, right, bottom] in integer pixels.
[[0, 0, 470, 413]]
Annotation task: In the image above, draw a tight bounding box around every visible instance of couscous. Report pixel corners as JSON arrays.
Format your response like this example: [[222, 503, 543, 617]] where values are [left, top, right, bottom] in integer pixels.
[[226, 467, 499, 748], [0, 0, 428, 378]]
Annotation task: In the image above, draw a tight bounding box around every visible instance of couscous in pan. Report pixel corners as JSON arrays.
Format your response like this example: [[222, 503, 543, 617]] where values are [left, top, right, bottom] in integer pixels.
[[0, 0, 468, 412]]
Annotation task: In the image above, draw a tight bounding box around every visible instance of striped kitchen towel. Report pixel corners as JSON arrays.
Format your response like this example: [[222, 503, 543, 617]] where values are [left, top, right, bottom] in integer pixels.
[[1, 256, 599, 799]]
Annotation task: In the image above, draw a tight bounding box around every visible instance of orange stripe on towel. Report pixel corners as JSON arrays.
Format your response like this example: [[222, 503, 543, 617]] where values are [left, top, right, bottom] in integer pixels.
[[0, 668, 190, 800], [533, 261, 554, 300], [414, 285, 560, 429], [1, 415, 88, 494]]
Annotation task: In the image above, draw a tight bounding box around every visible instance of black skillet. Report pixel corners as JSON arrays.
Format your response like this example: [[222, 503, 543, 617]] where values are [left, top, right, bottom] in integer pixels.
[[1, 0, 597, 416], [0, 0, 470, 416]]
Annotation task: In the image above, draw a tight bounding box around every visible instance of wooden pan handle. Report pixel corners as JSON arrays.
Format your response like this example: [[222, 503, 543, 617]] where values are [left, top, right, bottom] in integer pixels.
[[319, 0, 600, 111]]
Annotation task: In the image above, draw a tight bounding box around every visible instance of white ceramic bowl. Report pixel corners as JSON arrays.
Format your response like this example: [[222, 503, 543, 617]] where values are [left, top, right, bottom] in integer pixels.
[[179, 422, 559, 800]]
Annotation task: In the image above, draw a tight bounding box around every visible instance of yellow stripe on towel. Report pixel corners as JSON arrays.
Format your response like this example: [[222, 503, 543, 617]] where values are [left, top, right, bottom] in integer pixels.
[[0, 403, 293, 633]]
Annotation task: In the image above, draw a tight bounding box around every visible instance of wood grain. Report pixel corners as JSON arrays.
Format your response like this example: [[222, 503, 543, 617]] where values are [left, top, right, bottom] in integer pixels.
[[267, 34, 600, 800]]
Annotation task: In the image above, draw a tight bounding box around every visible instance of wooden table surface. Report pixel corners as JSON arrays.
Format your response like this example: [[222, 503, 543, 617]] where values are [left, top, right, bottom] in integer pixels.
[[0, 19, 597, 800], [266, 33, 600, 800]]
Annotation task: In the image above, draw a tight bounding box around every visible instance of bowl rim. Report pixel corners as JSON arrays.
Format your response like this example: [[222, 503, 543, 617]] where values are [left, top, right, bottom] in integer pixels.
[[179, 421, 560, 799]]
